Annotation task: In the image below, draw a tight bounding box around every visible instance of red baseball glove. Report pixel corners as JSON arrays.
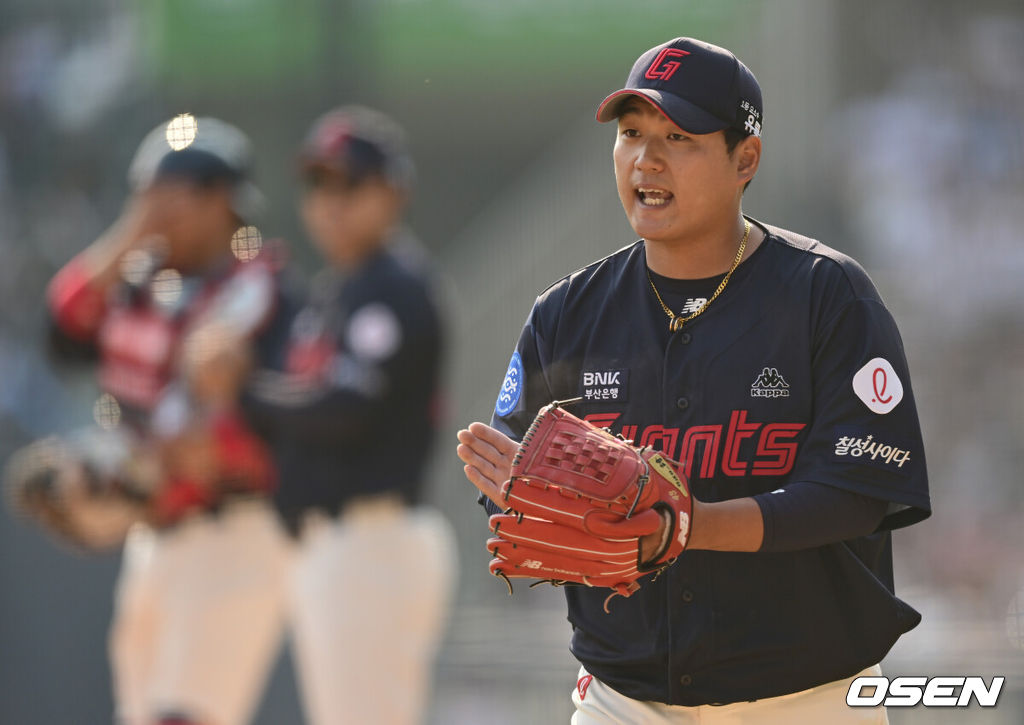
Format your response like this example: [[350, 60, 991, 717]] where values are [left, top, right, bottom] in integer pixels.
[[487, 402, 694, 610]]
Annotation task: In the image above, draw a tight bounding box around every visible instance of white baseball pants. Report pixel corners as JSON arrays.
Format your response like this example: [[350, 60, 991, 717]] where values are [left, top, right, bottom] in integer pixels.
[[571, 664, 889, 724], [109, 501, 291, 725], [288, 500, 457, 725]]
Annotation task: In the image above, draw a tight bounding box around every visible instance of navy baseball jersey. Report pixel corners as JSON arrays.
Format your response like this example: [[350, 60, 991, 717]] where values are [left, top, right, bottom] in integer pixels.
[[488, 218, 930, 706], [243, 234, 444, 534]]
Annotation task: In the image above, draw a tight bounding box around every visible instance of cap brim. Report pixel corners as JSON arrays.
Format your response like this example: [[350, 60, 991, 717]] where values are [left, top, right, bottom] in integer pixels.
[[596, 89, 729, 134]]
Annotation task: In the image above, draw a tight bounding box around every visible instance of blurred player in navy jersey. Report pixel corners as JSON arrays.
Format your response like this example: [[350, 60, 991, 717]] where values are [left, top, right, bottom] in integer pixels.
[[198, 106, 456, 725]]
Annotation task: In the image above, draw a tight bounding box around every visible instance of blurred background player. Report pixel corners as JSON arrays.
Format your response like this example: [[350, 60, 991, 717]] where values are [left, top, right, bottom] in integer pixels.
[[224, 106, 457, 725], [29, 116, 291, 725]]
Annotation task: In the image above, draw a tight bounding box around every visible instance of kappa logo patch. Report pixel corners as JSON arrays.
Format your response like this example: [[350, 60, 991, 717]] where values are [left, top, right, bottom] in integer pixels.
[[581, 369, 628, 403], [751, 367, 790, 398]]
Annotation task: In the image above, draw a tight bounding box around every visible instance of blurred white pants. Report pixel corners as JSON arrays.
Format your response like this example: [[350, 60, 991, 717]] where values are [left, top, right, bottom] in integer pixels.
[[289, 499, 457, 725], [571, 664, 889, 725], [109, 501, 291, 725]]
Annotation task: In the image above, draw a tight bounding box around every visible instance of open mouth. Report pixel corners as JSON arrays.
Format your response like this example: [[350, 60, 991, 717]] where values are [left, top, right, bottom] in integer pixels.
[[636, 187, 674, 207]]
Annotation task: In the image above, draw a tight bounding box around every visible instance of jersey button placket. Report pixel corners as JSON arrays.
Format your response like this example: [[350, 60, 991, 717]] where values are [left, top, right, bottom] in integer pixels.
[[664, 325, 696, 424]]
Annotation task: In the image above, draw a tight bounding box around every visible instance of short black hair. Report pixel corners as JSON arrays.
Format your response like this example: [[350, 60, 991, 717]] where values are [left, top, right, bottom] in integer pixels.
[[154, 148, 242, 189], [723, 127, 753, 192]]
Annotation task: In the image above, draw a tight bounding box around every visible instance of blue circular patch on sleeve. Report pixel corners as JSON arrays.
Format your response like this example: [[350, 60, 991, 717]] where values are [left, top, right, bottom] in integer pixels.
[[494, 351, 524, 418]]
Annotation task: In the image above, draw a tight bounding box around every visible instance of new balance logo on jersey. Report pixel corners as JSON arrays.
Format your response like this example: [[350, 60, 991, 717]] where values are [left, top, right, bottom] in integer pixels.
[[751, 367, 790, 398], [680, 298, 707, 315]]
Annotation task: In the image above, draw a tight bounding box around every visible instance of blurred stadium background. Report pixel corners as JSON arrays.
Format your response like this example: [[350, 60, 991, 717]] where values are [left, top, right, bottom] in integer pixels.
[[2, 0, 1024, 722]]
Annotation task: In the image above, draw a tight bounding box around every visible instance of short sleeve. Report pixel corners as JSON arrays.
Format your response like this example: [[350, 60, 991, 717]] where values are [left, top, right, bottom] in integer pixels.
[[489, 299, 555, 443], [789, 296, 930, 530]]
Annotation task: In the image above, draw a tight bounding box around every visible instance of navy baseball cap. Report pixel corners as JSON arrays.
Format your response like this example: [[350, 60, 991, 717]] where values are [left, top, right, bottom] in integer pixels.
[[128, 115, 264, 222], [300, 106, 415, 192], [596, 37, 763, 137]]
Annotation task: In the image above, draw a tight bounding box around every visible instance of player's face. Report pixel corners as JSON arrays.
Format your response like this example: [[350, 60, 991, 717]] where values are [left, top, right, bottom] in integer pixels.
[[613, 99, 748, 246], [301, 170, 402, 267], [142, 181, 236, 270]]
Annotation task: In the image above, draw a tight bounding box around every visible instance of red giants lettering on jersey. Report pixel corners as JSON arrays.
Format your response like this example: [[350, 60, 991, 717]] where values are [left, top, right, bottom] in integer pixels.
[[584, 410, 806, 479]]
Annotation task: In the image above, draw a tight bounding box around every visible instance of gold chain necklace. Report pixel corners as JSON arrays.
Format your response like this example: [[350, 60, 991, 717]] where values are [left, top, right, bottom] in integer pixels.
[[647, 220, 751, 333]]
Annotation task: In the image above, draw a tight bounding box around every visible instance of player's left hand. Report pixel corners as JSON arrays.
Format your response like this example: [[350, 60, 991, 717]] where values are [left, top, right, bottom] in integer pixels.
[[457, 421, 670, 561], [480, 403, 694, 609], [4, 437, 147, 552], [456, 423, 517, 507]]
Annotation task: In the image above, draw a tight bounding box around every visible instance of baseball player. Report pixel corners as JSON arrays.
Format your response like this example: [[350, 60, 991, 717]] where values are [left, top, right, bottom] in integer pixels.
[[41, 116, 291, 725], [457, 37, 930, 723], [230, 106, 457, 725]]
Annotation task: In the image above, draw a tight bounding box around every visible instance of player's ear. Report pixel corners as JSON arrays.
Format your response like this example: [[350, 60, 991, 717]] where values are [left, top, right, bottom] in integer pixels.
[[734, 135, 761, 187]]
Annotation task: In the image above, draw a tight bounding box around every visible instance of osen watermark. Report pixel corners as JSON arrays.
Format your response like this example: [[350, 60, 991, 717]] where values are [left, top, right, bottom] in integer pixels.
[[847, 676, 1004, 708]]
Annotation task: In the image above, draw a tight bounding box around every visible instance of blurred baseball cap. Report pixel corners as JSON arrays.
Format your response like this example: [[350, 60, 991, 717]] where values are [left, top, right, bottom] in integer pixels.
[[596, 37, 763, 138], [127, 115, 264, 222], [299, 105, 415, 192]]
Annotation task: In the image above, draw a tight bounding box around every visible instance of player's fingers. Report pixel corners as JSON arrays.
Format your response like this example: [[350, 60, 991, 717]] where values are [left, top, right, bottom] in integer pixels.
[[466, 422, 518, 458], [463, 427, 516, 488], [456, 440, 509, 483], [457, 427, 514, 475], [462, 464, 503, 506], [462, 463, 494, 493], [456, 440, 497, 477]]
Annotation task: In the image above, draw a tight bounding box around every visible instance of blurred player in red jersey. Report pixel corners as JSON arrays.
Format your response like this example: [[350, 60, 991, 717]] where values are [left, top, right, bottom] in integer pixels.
[[21, 115, 292, 725]]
